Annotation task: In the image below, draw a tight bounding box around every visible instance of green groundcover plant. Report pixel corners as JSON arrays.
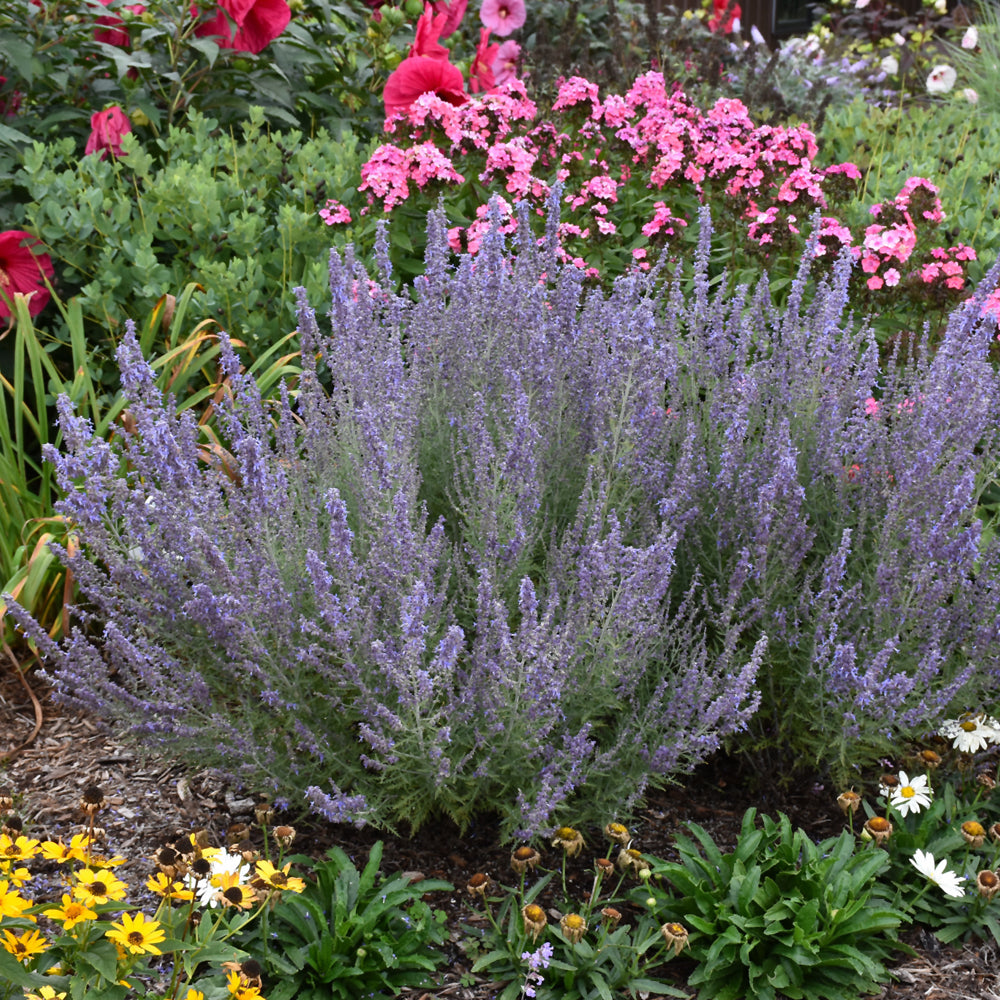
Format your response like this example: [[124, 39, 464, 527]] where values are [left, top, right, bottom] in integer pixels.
[[638, 809, 903, 1000]]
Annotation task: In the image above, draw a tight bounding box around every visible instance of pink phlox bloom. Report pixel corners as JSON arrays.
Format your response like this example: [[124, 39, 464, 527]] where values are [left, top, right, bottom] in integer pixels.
[[410, 6, 451, 59], [462, 197, 516, 253], [406, 141, 465, 189], [582, 174, 619, 202], [867, 275, 884, 290], [479, 0, 526, 36], [684, 162, 706, 185], [776, 166, 827, 207], [601, 94, 632, 128], [480, 138, 537, 197], [824, 161, 862, 181], [318, 199, 351, 225], [406, 92, 465, 142], [552, 76, 602, 115], [642, 201, 687, 238], [359, 144, 411, 210], [921, 262, 941, 283], [430, 0, 468, 37], [860, 254, 880, 275], [864, 397, 881, 417], [624, 71, 668, 112], [863, 222, 917, 264], [492, 39, 521, 85], [469, 27, 499, 93], [883, 267, 900, 286]]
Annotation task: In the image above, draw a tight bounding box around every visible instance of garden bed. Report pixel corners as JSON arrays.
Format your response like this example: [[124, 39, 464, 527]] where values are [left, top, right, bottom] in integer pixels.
[[1, 667, 996, 1000]]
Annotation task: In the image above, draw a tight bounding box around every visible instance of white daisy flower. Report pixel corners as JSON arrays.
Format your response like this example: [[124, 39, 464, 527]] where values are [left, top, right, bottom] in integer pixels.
[[184, 848, 248, 908], [940, 715, 1000, 753], [910, 849, 965, 898], [890, 771, 932, 816]]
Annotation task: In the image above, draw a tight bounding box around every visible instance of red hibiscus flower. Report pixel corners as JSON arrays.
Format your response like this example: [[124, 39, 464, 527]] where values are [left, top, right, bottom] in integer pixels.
[[85, 105, 132, 160], [708, 0, 741, 33], [468, 27, 498, 94], [430, 0, 467, 37], [195, 0, 291, 54], [410, 5, 450, 58], [93, 0, 147, 47], [383, 56, 467, 120], [0, 231, 54, 320]]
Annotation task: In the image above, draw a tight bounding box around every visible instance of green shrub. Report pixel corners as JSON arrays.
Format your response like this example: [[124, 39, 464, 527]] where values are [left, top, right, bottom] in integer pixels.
[[11, 107, 364, 393]]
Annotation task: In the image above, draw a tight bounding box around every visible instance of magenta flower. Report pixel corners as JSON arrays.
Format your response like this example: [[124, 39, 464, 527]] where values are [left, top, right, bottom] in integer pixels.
[[410, 6, 451, 59], [383, 56, 467, 121], [431, 0, 468, 37], [84, 105, 132, 160], [492, 39, 520, 85], [195, 0, 291, 54], [0, 231, 54, 319], [93, 0, 147, 47], [479, 0, 525, 36], [468, 27, 498, 93]]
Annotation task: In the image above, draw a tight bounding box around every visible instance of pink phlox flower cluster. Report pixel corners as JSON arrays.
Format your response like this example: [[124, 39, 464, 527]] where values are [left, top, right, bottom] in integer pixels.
[[552, 76, 602, 116], [776, 166, 827, 208], [813, 216, 853, 257], [359, 142, 464, 212], [480, 137, 539, 198], [318, 198, 352, 226], [601, 93, 632, 128], [404, 92, 466, 142], [919, 246, 975, 291], [895, 176, 945, 223], [859, 222, 918, 283], [449, 197, 517, 254], [642, 201, 687, 239], [980, 287, 1000, 329]]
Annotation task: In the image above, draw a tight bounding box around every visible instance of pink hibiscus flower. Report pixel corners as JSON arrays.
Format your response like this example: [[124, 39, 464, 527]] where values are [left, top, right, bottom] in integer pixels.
[[84, 105, 132, 160], [383, 56, 467, 120], [0, 231, 54, 319], [195, 0, 291, 54], [479, 0, 525, 37]]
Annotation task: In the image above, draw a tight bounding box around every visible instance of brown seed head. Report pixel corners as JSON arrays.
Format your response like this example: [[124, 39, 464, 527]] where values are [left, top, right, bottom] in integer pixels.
[[511, 845, 541, 875], [978, 869, 1000, 900], [837, 791, 861, 814], [521, 903, 547, 941], [962, 820, 987, 847], [600, 906, 622, 927], [862, 816, 893, 844], [917, 749, 942, 769], [79, 785, 106, 817], [0, 789, 13, 814], [560, 912, 587, 944], [661, 921, 690, 956], [273, 825, 296, 848], [466, 873, 490, 900]]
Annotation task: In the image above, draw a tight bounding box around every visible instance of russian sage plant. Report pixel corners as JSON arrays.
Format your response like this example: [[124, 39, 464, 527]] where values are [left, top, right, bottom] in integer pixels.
[[8, 203, 763, 839], [10, 199, 1000, 832]]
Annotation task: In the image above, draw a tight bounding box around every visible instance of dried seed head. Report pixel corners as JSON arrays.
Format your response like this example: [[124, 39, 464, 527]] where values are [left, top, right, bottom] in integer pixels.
[[603, 822, 630, 846], [79, 785, 106, 817], [916, 749, 942, 769], [1, 815, 23, 837], [978, 771, 997, 790], [595, 857, 615, 877], [273, 825, 296, 848], [551, 827, 585, 858], [617, 846, 644, 875], [600, 906, 622, 927], [0, 788, 14, 814], [962, 820, 987, 847], [978, 869, 1000, 900], [862, 816, 893, 845], [837, 790, 861, 814], [510, 845, 541, 874], [661, 921, 689, 956], [254, 798, 274, 827], [560, 912, 587, 944], [521, 903, 547, 941], [466, 873, 490, 900]]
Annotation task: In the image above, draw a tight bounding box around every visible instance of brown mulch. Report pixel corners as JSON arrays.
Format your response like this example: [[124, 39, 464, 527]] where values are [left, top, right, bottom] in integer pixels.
[[1, 665, 998, 1000]]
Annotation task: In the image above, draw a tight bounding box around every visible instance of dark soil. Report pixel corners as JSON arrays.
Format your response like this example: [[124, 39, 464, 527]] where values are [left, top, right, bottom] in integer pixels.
[[1, 667, 997, 999]]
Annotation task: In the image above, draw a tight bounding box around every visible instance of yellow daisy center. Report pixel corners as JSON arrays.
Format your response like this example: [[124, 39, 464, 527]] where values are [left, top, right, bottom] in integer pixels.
[[901, 786, 915, 798]]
